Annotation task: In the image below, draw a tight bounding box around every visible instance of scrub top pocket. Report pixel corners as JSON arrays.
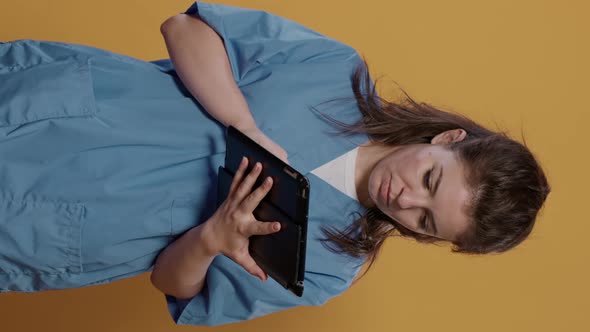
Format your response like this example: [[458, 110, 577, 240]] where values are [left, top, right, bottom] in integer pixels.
[[0, 195, 84, 291], [0, 53, 98, 129]]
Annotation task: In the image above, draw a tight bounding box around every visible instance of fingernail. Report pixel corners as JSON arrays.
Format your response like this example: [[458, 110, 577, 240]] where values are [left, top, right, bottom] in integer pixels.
[[255, 162, 261, 169], [265, 177, 272, 184], [273, 223, 280, 231], [241, 156, 247, 166]]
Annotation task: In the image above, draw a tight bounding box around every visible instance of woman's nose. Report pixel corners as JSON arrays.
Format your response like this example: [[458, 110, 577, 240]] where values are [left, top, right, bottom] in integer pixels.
[[396, 187, 428, 210]]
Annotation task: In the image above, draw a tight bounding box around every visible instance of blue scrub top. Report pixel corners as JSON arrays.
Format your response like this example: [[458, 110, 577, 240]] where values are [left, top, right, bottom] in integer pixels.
[[0, 1, 373, 326]]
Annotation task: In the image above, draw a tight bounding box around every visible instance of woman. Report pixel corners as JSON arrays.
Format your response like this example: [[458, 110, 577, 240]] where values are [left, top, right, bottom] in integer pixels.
[[0, 1, 549, 326]]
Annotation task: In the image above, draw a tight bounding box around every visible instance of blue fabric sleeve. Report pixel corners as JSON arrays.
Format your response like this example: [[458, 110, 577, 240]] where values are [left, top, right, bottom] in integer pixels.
[[166, 253, 361, 326], [183, 1, 358, 83], [163, 2, 364, 326]]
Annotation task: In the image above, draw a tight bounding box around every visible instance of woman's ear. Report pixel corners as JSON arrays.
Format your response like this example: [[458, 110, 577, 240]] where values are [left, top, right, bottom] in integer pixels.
[[431, 129, 467, 145]]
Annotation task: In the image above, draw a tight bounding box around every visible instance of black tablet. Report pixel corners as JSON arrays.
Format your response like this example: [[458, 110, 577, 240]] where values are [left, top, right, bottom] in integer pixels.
[[216, 126, 310, 297]]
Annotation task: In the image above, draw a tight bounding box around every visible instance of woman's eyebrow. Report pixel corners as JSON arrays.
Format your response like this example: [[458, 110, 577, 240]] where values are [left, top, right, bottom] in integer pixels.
[[433, 166, 443, 196], [429, 166, 443, 236]]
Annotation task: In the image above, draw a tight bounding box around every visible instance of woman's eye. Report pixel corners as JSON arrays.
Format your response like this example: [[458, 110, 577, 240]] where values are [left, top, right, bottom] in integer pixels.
[[423, 169, 432, 190], [421, 215, 428, 232]]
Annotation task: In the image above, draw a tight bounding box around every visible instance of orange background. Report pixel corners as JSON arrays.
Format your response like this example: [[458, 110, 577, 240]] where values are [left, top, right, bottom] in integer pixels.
[[1, 0, 588, 331]]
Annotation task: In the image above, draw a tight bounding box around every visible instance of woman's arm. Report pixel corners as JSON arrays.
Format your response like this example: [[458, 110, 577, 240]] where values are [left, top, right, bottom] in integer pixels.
[[160, 13, 256, 130], [150, 222, 217, 299], [160, 13, 289, 163]]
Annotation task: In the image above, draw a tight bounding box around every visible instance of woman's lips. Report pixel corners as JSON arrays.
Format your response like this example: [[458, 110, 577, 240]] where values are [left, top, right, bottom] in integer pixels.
[[380, 175, 391, 206]]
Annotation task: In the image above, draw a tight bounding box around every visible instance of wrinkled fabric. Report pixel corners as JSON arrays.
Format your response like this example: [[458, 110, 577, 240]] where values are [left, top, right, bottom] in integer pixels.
[[0, 1, 373, 326]]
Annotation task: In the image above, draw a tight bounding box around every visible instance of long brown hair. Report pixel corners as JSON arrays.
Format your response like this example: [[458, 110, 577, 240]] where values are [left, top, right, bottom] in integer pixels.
[[313, 57, 551, 282]]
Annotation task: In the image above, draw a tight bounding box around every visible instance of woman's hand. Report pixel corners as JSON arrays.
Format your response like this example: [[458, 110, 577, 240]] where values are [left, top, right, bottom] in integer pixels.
[[201, 157, 282, 281], [239, 125, 290, 165]]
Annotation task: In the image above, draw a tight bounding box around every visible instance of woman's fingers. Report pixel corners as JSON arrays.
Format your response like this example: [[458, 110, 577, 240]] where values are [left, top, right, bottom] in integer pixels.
[[228, 156, 249, 196], [234, 161, 263, 201], [267, 141, 289, 165], [248, 220, 281, 236], [237, 164, 282, 235], [241, 173, 273, 212], [234, 251, 267, 281]]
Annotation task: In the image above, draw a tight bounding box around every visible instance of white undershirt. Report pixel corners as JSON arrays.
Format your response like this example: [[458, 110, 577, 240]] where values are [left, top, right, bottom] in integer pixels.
[[310, 147, 359, 201]]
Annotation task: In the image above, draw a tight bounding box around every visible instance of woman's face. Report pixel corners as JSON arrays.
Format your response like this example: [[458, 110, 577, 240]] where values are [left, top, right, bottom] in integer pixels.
[[367, 142, 472, 242]]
